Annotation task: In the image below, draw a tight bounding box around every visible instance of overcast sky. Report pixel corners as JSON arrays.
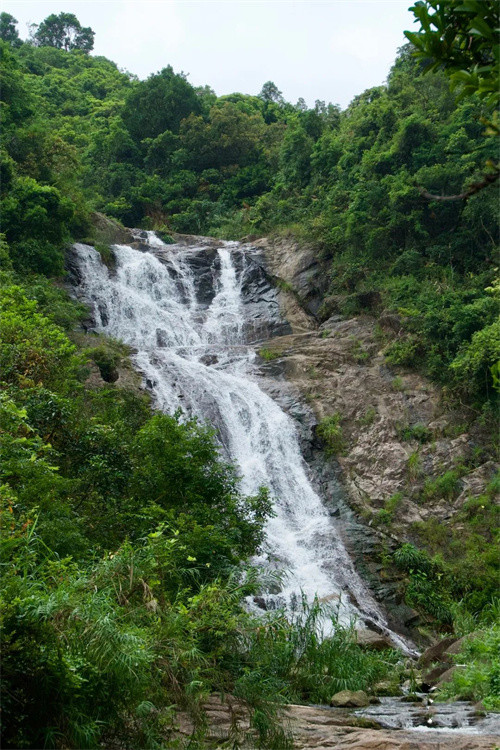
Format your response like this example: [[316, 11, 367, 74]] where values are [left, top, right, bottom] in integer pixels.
[[4, 0, 417, 108]]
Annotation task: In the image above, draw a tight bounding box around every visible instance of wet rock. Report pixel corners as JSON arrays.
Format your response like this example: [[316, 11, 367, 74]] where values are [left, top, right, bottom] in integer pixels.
[[422, 662, 454, 688], [156, 329, 168, 347], [400, 693, 423, 703], [199, 354, 218, 366], [318, 593, 340, 603], [356, 629, 393, 651], [330, 690, 370, 707], [252, 596, 267, 611], [372, 680, 401, 697]]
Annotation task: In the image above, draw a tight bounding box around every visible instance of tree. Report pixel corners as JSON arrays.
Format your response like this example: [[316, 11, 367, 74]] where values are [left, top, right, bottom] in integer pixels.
[[0, 13, 21, 47], [33, 13, 94, 52], [259, 80, 284, 104], [122, 66, 202, 141], [405, 1, 499, 201], [405, 0, 499, 108]]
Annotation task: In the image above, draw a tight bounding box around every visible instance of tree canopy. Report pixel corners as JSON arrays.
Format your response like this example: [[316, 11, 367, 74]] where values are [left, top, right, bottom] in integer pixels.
[[405, 0, 500, 107], [33, 12, 95, 52], [0, 13, 21, 47]]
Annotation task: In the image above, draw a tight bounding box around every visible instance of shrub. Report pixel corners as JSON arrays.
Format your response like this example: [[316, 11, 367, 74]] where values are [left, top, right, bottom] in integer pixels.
[[0, 285, 81, 391], [259, 346, 282, 361], [437, 625, 500, 710], [423, 470, 461, 502], [316, 413, 344, 455], [398, 423, 432, 443], [385, 335, 423, 367], [88, 345, 120, 382], [358, 406, 377, 426]]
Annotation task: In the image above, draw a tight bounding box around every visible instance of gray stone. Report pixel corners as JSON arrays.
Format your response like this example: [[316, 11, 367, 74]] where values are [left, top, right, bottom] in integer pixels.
[[330, 690, 370, 707], [422, 662, 453, 687], [356, 629, 393, 651], [437, 666, 461, 685], [418, 636, 457, 668]]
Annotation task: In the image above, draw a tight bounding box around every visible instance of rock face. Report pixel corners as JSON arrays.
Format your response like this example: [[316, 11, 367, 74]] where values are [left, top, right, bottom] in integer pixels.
[[148, 237, 292, 341], [251, 234, 497, 638], [256, 235, 329, 316]]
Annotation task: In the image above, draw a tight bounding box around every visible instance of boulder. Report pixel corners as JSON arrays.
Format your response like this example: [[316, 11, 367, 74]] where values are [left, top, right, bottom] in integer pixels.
[[373, 680, 401, 697], [330, 690, 370, 708], [421, 663, 453, 689], [437, 666, 460, 685], [418, 636, 457, 668], [401, 694, 423, 703], [355, 629, 393, 651], [444, 634, 473, 657]]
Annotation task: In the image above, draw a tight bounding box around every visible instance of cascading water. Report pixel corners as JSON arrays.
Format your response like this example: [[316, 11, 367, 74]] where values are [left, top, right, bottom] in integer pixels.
[[72, 232, 411, 650]]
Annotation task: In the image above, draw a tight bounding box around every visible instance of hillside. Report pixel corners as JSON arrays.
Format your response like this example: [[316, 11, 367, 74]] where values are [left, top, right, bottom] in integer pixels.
[[0, 6, 498, 749]]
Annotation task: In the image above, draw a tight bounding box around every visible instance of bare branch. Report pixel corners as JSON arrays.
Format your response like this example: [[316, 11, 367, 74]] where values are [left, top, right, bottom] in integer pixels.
[[417, 169, 500, 202]]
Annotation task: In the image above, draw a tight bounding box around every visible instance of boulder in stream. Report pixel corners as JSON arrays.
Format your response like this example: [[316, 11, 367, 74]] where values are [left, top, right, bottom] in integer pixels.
[[330, 690, 370, 707]]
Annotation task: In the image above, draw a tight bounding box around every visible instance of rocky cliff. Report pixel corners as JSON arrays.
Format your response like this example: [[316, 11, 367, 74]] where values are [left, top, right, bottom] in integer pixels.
[[250, 234, 497, 633]]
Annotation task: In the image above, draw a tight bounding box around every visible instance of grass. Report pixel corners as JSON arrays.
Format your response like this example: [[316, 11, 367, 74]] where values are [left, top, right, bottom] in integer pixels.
[[241, 598, 402, 705], [398, 423, 433, 443], [423, 469, 461, 502], [316, 413, 344, 455], [276, 278, 296, 294], [407, 450, 422, 480], [376, 492, 404, 525], [350, 337, 371, 364], [94, 242, 115, 268], [391, 376, 405, 392], [259, 347, 282, 362], [358, 406, 377, 426]]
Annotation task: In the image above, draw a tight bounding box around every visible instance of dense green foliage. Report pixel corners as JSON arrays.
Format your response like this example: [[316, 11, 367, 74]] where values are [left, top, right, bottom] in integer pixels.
[[405, 0, 499, 107], [1, 9, 499, 746], [32, 12, 95, 53], [2, 16, 497, 404]]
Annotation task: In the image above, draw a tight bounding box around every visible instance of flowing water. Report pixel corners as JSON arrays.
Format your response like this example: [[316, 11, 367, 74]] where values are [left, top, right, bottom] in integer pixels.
[[72, 232, 411, 650]]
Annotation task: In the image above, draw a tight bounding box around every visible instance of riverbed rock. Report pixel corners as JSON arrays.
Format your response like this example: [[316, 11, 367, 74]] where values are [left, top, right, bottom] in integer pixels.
[[175, 696, 500, 748], [418, 636, 458, 669], [373, 680, 401, 697], [330, 690, 370, 707], [422, 662, 454, 688], [437, 666, 461, 685], [356, 629, 394, 651]]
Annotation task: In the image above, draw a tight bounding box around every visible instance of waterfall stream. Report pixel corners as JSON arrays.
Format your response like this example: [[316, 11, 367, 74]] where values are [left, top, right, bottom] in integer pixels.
[[72, 232, 411, 651]]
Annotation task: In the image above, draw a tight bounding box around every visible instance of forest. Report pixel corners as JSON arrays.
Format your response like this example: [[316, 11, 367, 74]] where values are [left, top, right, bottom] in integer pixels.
[[0, 3, 498, 748]]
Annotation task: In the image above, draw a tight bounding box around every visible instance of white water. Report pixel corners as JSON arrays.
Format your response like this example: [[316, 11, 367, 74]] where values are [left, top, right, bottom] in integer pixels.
[[73, 233, 411, 649]]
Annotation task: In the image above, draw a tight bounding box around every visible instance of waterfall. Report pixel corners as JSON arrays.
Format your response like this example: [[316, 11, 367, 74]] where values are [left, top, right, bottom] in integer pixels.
[[72, 233, 412, 651]]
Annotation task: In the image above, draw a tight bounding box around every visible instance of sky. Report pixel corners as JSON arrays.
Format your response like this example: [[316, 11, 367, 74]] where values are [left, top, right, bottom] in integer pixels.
[[4, 0, 417, 108]]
